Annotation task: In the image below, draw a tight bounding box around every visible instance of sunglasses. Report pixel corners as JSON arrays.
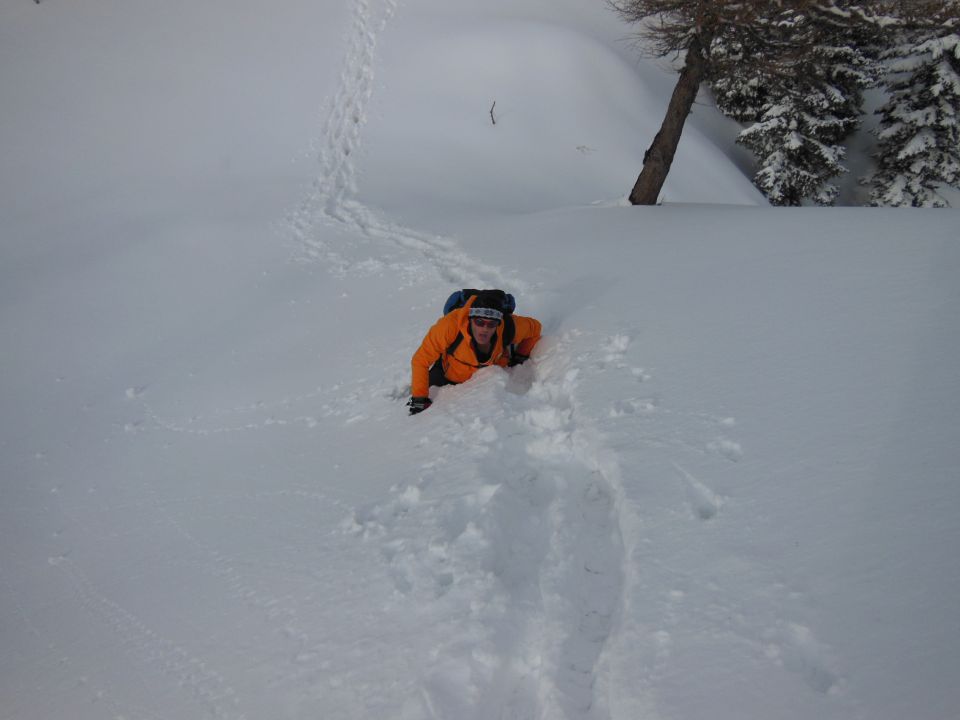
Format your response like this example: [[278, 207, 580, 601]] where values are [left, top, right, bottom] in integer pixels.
[[471, 317, 500, 328]]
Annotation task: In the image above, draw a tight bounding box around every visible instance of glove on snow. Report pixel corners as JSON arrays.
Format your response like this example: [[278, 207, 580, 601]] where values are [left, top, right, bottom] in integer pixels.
[[407, 396, 432, 415], [508, 353, 529, 367]]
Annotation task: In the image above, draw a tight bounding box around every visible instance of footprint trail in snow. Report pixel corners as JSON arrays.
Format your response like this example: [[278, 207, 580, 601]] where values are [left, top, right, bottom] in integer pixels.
[[290, 2, 628, 715], [289, 0, 511, 290], [349, 337, 627, 720], [280, 0, 830, 715]]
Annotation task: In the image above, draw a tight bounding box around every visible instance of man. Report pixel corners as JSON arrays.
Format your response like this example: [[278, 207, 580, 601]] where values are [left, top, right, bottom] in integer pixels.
[[408, 290, 542, 415]]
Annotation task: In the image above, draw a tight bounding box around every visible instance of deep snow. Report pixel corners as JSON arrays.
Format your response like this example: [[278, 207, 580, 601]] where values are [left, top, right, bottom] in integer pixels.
[[2, 1, 959, 719]]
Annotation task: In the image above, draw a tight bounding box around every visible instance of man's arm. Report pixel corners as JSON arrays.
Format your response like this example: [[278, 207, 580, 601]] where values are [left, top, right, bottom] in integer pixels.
[[512, 315, 542, 358], [410, 315, 460, 398]]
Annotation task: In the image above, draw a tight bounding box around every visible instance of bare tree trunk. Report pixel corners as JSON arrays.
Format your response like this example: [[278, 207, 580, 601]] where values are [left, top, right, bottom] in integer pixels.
[[629, 35, 709, 205]]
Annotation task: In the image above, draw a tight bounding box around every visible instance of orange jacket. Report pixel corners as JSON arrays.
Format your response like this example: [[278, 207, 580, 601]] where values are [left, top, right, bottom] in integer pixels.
[[411, 297, 542, 398]]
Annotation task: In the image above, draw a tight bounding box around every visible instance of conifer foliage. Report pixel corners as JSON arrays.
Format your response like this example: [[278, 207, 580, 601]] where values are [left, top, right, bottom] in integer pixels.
[[607, 0, 798, 205], [611, 0, 959, 207], [730, 5, 879, 206], [865, 3, 960, 207], [611, 1, 881, 206]]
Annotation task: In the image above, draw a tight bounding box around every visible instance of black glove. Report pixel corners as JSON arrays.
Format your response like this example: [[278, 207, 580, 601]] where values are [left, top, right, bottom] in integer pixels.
[[508, 353, 529, 367], [407, 396, 432, 415]]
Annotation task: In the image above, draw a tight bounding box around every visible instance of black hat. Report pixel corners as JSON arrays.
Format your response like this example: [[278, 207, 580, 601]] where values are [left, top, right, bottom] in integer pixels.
[[469, 290, 506, 321]]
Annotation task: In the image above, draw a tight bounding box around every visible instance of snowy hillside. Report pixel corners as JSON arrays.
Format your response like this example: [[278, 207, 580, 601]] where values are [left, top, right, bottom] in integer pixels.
[[2, 2, 959, 720]]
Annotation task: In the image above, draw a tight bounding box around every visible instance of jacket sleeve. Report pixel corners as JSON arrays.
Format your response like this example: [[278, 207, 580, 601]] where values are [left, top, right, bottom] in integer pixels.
[[411, 314, 461, 397], [511, 315, 542, 357]]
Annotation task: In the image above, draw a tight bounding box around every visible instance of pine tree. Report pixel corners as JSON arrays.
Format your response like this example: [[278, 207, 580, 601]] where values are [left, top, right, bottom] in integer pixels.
[[708, 6, 808, 124], [738, 96, 849, 205], [713, 3, 880, 205], [709, 39, 772, 124], [865, 3, 960, 207], [607, 0, 808, 205]]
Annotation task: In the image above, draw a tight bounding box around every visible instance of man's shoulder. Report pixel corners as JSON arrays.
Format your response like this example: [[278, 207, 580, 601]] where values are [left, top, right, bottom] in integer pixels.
[[431, 308, 467, 334]]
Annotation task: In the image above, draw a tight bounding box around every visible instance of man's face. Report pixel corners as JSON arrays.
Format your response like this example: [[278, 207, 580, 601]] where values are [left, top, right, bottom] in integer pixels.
[[470, 317, 499, 345]]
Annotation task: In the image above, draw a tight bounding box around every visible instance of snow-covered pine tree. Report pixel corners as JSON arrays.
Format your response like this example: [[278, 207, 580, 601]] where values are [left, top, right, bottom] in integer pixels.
[[607, 0, 812, 205], [738, 92, 852, 205], [710, 36, 775, 124], [728, 3, 879, 205], [611, 0, 887, 206], [708, 5, 808, 124], [865, 2, 960, 207]]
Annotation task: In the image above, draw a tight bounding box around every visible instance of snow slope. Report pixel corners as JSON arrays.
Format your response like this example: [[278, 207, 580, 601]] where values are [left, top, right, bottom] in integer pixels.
[[2, 1, 959, 719]]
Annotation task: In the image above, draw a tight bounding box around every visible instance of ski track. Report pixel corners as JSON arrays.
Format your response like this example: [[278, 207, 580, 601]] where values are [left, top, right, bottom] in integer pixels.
[[44, 483, 357, 719], [147, 495, 316, 663], [48, 556, 245, 720], [1, 574, 168, 720], [36, 483, 249, 719]]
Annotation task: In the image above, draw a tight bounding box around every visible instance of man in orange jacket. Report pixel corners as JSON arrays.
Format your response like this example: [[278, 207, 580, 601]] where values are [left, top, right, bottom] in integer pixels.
[[408, 290, 541, 415]]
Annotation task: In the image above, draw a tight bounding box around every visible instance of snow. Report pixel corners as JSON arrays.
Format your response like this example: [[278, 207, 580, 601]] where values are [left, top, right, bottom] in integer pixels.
[[2, 1, 959, 719]]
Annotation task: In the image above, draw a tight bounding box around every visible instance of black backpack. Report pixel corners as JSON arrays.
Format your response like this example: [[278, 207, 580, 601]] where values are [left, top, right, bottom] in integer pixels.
[[443, 288, 516, 316]]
